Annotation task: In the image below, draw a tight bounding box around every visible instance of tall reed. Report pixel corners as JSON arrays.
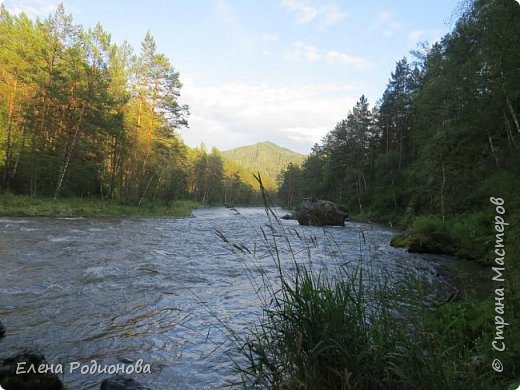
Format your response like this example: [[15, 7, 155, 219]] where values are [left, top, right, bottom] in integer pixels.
[[219, 175, 516, 389]]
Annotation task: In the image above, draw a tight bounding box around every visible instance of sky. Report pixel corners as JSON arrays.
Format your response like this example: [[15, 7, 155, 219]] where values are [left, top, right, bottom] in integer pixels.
[[2, 0, 462, 154]]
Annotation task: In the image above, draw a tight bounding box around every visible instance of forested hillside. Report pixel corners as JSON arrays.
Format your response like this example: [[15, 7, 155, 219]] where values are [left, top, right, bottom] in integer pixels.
[[0, 5, 268, 207], [222, 141, 305, 191], [278, 0, 520, 264]]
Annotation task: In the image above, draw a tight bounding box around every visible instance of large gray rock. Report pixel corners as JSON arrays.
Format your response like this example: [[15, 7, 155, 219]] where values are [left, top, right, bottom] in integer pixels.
[[100, 375, 149, 390], [295, 198, 346, 226], [0, 350, 63, 390]]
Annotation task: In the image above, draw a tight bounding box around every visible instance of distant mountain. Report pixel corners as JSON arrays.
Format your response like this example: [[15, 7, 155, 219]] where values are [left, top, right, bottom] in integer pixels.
[[222, 142, 305, 189]]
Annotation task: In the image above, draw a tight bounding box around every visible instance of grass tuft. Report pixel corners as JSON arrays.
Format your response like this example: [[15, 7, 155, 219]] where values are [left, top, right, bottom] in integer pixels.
[[219, 176, 518, 390]]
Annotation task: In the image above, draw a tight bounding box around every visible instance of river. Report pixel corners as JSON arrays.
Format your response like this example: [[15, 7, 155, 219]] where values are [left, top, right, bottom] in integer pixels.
[[0, 207, 486, 389]]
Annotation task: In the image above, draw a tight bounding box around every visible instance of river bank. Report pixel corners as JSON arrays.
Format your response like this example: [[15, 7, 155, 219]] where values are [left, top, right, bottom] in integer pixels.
[[233, 207, 519, 389], [347, 210, 505, 266], [0, 192, 199, 217]]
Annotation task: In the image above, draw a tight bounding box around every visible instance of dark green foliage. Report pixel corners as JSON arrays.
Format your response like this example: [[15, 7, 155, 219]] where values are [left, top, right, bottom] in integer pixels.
[[276, 162, 303, 207], [222, 141, 305, 192], [187, 145, 263, 205], [390, 212, 499, 265], [277, 0, 520, 264], [391, 216, 456, 255], [450, 212, 494, 262]]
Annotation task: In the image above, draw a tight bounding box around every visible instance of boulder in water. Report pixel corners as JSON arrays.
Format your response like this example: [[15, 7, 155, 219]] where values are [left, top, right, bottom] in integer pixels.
[[295, 198, 346, 226], [0, 349, 63, 390]]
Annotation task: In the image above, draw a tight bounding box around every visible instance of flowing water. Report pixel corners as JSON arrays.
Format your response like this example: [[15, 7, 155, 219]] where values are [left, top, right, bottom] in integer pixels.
[[0, 207, 487, 389]]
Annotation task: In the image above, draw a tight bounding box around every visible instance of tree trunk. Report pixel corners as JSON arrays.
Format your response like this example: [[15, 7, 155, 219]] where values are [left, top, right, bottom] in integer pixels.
[[488, 134, 499, 168], [503, 110, 517, 149], [54, 104, 86, 200], [440, 160, 446, 223], [3, 79, 17, 188], [361, 170, 367, 193], [10, 124, 26, 184], [391, 176, 397, 211], [398, 128, 403, 171], [152, 174, 162, 202], [357, 176, 363, 214], [505, 95, 519, 134], [138, 171, 155, 206]]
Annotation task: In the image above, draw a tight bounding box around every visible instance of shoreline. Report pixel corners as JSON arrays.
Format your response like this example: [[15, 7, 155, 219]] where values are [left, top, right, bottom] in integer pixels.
[[0, 193, 200, 218]]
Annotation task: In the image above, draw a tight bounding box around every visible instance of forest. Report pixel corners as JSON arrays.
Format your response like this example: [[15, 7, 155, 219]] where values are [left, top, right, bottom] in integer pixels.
[[278, 0, 520, 265], [0, 4, 268, 208]]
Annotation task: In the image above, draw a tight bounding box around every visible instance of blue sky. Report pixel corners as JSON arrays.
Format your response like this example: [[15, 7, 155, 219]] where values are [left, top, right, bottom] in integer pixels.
[[2, 0, 461, 153]]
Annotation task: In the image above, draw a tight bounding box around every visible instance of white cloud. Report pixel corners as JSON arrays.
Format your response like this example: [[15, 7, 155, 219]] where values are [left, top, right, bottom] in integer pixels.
[[284, 42, 373, 70], [284, 42, 322, 62], [408, 30, 427, 43], [280, 0, 347, 26], [2, 0, 58, 18], [320, 4, 347, 26], [408, 29, 442, 46], [325, 51, 372, 69], [282, 126, 331, 144], [178, 78, 359, 153], [281, 0, 318, 24], [371, 11, 402, 37]]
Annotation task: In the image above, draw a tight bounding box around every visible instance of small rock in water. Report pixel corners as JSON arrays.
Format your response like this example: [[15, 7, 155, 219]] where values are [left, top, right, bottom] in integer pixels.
[[117, 357, 135, 364], [0, 349, 63, 389], [0, 321, 5, 338], [100, 375, 149, 390]]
